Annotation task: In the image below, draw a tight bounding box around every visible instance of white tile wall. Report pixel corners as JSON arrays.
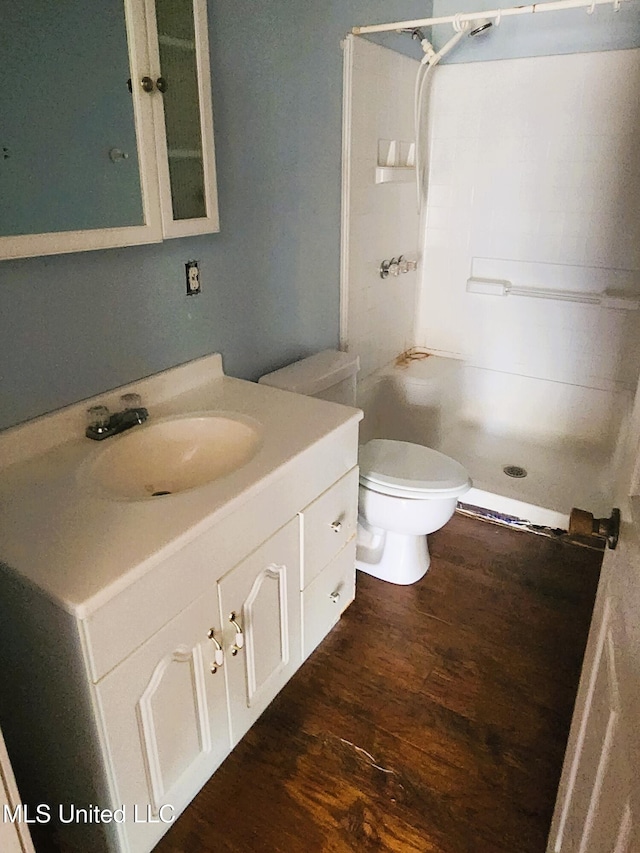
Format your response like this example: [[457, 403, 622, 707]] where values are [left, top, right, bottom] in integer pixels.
[[345, 38, 420, 379], [416, 49, 640, 394]]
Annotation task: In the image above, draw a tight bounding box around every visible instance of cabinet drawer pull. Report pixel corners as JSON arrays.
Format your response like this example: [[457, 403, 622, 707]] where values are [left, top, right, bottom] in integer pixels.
[[330, 520, 342, 533], [207, 628, 224, 669], [229, 611, 244, 654]]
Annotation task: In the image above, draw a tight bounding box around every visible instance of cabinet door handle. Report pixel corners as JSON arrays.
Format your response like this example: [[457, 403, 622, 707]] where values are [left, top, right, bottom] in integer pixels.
[[229, 611, 244, 654], [330, 520, 342, 533], [329, 590, 341, 604], [141, 76, 155, 93], [207, 628, 224, 670], [156, 76, 168, 93]]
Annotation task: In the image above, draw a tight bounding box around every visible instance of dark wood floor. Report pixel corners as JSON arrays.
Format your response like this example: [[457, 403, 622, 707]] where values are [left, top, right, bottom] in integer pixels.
[[155, 513, 601, 853]]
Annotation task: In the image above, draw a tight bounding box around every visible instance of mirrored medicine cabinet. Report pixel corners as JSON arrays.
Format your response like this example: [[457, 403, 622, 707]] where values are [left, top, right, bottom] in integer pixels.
[[0, 0, 219, 261]]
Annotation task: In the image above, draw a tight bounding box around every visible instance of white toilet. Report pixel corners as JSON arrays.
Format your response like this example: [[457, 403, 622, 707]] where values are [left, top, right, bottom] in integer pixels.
[[259, 350, 472, 586], [357, 438, 471, 584]]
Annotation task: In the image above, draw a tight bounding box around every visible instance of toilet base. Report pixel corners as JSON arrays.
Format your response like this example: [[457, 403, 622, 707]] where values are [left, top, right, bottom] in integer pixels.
[[355, 521, 431, 585]]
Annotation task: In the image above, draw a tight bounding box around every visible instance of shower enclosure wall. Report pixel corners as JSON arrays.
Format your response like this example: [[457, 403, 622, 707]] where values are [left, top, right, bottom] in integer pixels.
[[342, 37, 421, 378], [343, 33, 640, 526]]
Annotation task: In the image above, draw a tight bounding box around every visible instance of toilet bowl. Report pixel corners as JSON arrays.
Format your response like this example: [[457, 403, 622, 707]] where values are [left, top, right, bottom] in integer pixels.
[[356, 439, 472, 585]]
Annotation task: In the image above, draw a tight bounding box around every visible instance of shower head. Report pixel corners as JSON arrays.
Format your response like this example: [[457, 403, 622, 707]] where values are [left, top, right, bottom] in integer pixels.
[[468, 18, 493, 37]]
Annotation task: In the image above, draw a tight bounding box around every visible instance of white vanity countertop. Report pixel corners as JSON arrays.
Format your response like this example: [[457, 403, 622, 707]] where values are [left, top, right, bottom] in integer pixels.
[[0, 355, 362, 618]]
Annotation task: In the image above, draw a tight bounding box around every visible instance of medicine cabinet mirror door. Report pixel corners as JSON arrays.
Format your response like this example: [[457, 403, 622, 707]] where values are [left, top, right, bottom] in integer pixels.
[[0, 0, 163, 261], [145, 0, 219, 238]]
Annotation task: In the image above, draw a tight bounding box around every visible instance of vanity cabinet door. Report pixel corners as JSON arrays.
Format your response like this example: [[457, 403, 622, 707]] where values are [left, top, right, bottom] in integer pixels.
[[219, 518, 302, 746], [95, 591, 230, 853]]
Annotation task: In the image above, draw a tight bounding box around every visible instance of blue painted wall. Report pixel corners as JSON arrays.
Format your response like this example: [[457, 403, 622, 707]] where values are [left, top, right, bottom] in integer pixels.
[[0, 0, 432, 431], [431, 0, 640, 61]]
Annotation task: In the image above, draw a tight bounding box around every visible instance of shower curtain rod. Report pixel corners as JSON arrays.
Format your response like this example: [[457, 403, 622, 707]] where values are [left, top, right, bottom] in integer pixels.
[[352, 0, 631, 36]]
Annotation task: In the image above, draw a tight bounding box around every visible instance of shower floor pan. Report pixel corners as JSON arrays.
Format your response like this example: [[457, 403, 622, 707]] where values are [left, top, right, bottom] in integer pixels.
[[436, 422, 612, 529], [358, 357, 618, 530]]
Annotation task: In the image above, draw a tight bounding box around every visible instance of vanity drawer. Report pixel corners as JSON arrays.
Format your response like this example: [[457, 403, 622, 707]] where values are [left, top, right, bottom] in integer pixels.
[[302, 540, 356, 660], [301, 466, 358, 588]]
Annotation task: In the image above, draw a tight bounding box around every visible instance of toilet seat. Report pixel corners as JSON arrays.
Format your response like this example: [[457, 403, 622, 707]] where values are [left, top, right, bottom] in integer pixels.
[[359, 439, 472, 499]]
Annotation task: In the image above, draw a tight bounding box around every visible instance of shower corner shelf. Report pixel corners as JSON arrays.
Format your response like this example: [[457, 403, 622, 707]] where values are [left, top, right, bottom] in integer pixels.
[[375, 166, 414, 185]]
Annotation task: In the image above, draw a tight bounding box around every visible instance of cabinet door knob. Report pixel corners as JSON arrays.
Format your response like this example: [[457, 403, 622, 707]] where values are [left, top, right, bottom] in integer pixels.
[[329, 591, 341, 604], [207, 628, 224, 668], [156, 76, 168, 93], [141, 76, 155, 93], [229, 611, 244, 653], [330, 520, 342, 533]]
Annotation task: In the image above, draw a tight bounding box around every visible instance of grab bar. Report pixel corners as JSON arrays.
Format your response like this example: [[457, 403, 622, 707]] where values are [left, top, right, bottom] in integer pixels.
[[466, 277, 639, 310]]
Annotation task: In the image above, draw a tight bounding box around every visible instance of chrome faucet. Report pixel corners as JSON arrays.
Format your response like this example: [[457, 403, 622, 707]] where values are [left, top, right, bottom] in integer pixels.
[[86, 393, 149, 441]]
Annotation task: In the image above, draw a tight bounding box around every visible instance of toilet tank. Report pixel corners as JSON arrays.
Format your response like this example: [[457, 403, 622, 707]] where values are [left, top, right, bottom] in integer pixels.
[[258, 350, 359, 406]]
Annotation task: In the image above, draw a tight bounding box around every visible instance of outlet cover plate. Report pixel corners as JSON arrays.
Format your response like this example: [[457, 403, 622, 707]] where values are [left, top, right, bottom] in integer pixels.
[[186, 260, 200, 296]]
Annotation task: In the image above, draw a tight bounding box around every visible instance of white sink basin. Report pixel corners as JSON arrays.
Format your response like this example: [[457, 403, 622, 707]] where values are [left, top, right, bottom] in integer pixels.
[[83, 413, 262, 500]]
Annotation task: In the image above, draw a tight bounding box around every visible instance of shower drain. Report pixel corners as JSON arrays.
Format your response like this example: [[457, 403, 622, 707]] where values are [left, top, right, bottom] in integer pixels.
[[503, 465, 528, 479]]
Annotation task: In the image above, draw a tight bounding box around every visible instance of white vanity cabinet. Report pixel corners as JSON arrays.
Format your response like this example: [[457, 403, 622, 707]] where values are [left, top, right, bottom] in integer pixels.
[[0, 360, 362, 853]]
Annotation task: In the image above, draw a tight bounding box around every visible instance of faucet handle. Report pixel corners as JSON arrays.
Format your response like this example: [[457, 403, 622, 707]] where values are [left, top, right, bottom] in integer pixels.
[[87, 405, 110, 434], [120, 392, 142, 410], [398, 257, 417, 274]]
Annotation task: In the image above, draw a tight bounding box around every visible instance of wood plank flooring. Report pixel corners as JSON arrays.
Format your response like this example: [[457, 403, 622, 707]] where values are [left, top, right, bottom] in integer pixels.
[[155, 513, 602, 853]]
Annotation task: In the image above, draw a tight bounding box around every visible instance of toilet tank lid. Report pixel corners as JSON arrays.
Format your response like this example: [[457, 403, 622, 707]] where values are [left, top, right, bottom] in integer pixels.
[[359, 439, 471, 496], [258, 350, 360, 395]]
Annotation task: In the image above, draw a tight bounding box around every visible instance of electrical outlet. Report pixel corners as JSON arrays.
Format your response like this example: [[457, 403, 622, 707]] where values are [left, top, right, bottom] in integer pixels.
[[185, 260, 200, 296]]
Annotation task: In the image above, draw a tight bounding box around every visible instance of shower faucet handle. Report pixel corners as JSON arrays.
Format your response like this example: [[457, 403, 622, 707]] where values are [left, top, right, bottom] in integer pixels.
[[398, 257, 417, 274], [380, 256, 400, 278], [380, 255, 418, 279]]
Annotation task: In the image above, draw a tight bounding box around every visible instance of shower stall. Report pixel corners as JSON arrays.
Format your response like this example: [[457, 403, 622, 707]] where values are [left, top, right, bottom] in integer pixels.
[[342, 0, 640, 527]]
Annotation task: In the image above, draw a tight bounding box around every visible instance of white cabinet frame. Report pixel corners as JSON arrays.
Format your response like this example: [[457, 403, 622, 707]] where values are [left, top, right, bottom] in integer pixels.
[[0, 0, 218, 262]]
